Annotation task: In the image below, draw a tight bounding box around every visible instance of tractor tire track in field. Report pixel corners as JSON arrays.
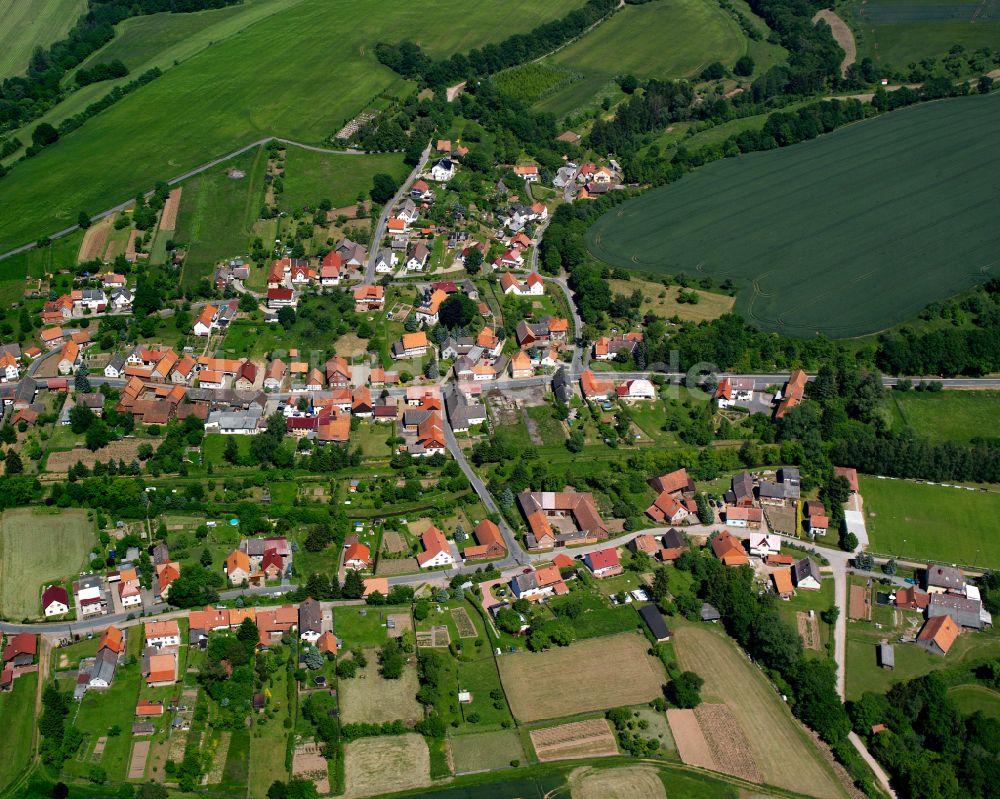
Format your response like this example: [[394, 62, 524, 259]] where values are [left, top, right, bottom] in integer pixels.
[[0, 137, 367, 264]]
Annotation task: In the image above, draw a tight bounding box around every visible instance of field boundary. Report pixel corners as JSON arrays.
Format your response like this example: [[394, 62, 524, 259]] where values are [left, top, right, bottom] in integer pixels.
[[0, 137, 370, 263]]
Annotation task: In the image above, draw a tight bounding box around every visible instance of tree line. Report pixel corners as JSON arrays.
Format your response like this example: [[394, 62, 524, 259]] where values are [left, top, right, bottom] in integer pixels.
[[0, 0, 240, 135]]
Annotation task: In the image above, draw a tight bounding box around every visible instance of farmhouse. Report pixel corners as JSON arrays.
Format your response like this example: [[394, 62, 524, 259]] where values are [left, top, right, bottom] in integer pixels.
[[145, 652, 177, 687], [927, 592, 989, 630], [579, 370, 613, 402], [646, 491, 694, 525], [775, 369, 807, 419], [714, 377, 756, 409], [145, 620, 181, 648], [711, 531, 749, 567], [499, 272, 544, 296], [747, 533, 781, 558], [2, 633, 37, 667], [916, 614, 960, 656], [464, 519, 506, 561], [517, 489, 609, 549], [416, 526, 456, 569], [725, 506, 762, 528], [728, 471, 755, 507], [926, 564, 965, 594], [343, 542, 372, 571]]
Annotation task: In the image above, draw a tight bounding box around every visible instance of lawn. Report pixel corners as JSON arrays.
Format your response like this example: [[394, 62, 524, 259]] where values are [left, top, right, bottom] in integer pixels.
[[174, 145, 268, 289], [0, 0, 586, 255], [354, 423, 393, 459], [948, 684, 1000, 719], [587, 94, 1000, 338], [672, 622, 844, 799], [846, 623, 1000, 699], [456, 656, 514, 730], [0, 672, 38, 793], [61, 627, 144, 783], [333, 606, 400, 649], [890, 390, 1000, 444], [607, 277, 735, 323], [498, 632, 664, 722], [249, 656, 292, 798], [774, 578, 836, 657], [279, 146, 408, 212], [338, 650, 423, 725], [449, 730, 523, 774], [535, 0, 748, 118], [861, 476, 1000, 567], [0, 507, 94, 619], [0, 0, 86, 79]]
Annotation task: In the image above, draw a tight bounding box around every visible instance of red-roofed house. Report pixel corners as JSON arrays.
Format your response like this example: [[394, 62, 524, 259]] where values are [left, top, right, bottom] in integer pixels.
[[42, 585, 70, 617], [463, 520, 506, 561], [344, 542, 372, 571], [583, 547, 622, 578], [417, 526, 456, 569]]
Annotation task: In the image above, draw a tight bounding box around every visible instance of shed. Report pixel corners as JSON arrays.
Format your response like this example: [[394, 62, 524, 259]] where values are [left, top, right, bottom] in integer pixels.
[[878, 642, 894, 670], [700, 603, 721, 622], [639, 604, 671, 642]]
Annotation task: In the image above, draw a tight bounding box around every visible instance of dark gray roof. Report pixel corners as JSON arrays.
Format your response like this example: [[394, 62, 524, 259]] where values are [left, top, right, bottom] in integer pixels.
[[639, 604, 670, 640], [926, 564, 965, 592], [91, 647, 118, 685], [731, 472, 754, 502], [298, 597, 322, 634], [878, 642, 894, 668], [928, 592, 984, 629], [758, 482, 785, 501], [793, 558, 821, 584], [700, 603, 721, 621], [552, 367, 572, 403], [661, 528, 686, 550]]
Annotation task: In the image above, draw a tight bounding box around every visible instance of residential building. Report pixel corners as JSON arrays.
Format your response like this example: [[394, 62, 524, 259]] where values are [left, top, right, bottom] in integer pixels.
[[42, 585, 70, 617], [344, 542, 372, 571], [711, 531, 749, 567], [725, 506, 763, 528], [416, 526, 456, 569], [792, 558, 822, 590], [772, 568, 795, 599], [145, 620, 181, 648], [584, 547, 622, 579], [916, 614, 960, 656], [517, 490, 608, 550], [510, 565, 567, 600], [464, 519, 506, 561], [747, 533, 781, 558], [298, 598, 323, 643], [926, 564, 965, 594]]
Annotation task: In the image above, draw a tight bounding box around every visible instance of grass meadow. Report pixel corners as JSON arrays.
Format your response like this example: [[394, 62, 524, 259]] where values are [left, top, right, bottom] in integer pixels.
[[842, 0, 1000, 70], [0, 507, 94, 619], [0, 0, 86, 79], [861, 476, 1000, 566], [0, 672, 37, 793], [672, 622, 845, 799], [279, 147, 408, 212], [607, 277, 735, 322], [174, 145, 268, 288], [449, 730, 523, 774], [948, 684, 1000, 719], [0, 0, 583, 257], [890, 390, 1000, 443], [587, 94, 1000, 338]]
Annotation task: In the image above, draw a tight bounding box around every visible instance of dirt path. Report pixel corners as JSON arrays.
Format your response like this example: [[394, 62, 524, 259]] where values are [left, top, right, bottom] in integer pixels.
[[813, 9, 856, 77]]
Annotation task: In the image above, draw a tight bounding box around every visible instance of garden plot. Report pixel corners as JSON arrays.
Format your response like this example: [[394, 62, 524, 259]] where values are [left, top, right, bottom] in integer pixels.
[[530, 718, 619, 761]]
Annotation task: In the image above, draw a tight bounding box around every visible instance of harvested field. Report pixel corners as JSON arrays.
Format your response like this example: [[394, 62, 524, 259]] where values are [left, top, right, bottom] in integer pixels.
[[342, 734, 430, 799], [798, 611, 821, 651], [695, 704, 762, 783], [387, 613, 411, 639], [103, 238, 124, 262], [667, 709, 714, 771], [568, 765, 666, 799], [46, 438, 153, 473], [499, 633, 664, 722], [78, 216, 111, 263], [338, 648, 422, 724], [128, 741, 150, 780], [376, 557, 419, 576], [416, 626, 451, 648], [673, 624, 841, 799], [160, 188, 182, 231], [407, 518, 435, 536], [450, 607, 476, 638], [381, 531, 407, 554], [529, 718, 618, 762], [292, 742, 329, 794], [450, 730, 523, 774]]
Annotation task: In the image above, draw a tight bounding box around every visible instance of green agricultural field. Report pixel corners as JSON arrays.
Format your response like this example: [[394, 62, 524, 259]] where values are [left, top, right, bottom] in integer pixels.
[[449, 730, 523, 774], [174, 145, 268, 288], [890, 390, 1000, 443], [842, 0, 1000, 70], [0, 507, 94, 619], [0, 0, 86, 79], [0, 0, 584, 256], [588, 95, 1000, 338], [493, 63, 576, 106], [0, 672, 37, 793], [948, 684, 1000, 718], [861, 476, 1000, 566], [278, 147, 408, 212]]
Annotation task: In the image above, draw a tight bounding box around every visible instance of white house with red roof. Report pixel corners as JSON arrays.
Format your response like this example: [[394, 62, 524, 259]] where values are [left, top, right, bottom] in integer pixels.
[[584, 548, 623, 578], [416, 526, 456, 569], [42, 585, 70, 617], [499, 272, 544, 296]]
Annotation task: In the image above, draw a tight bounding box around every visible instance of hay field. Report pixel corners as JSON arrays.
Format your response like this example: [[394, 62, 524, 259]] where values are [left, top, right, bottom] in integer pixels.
[[450, 730, 524, 773], [0, 508, 94, 618], [338, 648, 422, 724], [861, 476, 1000, 567], [0, 0, 86, 79], [535, 0, 747, 117], [568, 766, 666, 799], [279, 147, 407, 211], [890, 390, 1000, 444], [587, 95, 1000, 338], [499, 633, 664, 722], [608, 277, 734, 323], [343, 734, 430, 798], [673, 624, 843, 799], [0, 0, 585, 255]]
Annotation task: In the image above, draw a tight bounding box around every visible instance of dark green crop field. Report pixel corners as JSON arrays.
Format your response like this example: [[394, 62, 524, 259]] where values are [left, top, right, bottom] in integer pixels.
[[586, 95, 1000, 338]]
